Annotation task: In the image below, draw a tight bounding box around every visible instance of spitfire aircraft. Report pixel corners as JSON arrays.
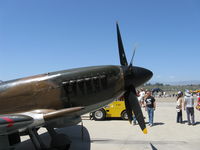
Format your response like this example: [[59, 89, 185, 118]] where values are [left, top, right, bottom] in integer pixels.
[[0, 23, 153, 150]]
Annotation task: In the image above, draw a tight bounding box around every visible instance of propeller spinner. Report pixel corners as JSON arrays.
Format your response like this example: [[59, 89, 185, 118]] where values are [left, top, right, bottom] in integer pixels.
[[116, 23, 153, 134]]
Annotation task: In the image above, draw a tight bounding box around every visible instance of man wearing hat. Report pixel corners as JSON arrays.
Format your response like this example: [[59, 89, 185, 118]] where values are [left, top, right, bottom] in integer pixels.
[[184, 90, 195, 125]]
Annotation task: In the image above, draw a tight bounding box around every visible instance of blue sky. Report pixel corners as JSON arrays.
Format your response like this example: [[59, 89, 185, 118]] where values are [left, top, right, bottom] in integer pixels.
[[0, 0, 200, 83]]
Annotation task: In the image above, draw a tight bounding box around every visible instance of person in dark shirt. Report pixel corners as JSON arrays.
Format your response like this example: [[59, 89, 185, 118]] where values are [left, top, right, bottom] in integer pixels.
[[145, 91, 156, 127]]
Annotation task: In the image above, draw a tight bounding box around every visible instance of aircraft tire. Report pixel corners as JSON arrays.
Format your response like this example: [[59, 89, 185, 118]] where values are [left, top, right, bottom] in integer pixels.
[[8, 132, 21, 145], [92, 109, 106, 120], [121, 110, 128, 120], [50, 133, 71, 150]]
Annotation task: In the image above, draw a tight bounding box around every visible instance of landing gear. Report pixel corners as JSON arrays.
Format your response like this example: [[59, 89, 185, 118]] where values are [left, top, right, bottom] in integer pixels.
[[0, 132, 20, 150], [28, 128, 47, 150], [28, 127, 71, 150], [46, 127, 71, 150]]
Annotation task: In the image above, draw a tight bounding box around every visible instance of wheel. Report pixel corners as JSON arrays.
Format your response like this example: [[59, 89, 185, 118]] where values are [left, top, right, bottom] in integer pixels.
[[121, 110, 128, 120], [8, 132, 21, 145], [50, 133, 71, 150], [92, 109, 106, 120]]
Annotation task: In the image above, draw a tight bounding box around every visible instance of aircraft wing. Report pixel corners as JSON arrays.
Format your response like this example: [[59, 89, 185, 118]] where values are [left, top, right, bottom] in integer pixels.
[[0, 114, 33, 135], [0, 107, 84, 135]]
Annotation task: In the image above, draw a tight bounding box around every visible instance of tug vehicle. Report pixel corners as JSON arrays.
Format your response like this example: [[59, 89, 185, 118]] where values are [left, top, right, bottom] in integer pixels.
[[91, 97, 129, 120]]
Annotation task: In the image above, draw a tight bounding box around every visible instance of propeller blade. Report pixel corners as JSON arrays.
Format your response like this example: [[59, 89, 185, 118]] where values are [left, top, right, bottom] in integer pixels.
[[128, 88, 147, 134], [129, 47, 136, 67], [124, 91, 133, 123], [116, 22, 128, 66]]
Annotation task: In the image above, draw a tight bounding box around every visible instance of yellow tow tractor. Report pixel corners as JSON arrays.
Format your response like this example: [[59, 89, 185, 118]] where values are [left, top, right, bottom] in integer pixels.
[[90, 97, 128, 120], [190, 90, 200, 94]]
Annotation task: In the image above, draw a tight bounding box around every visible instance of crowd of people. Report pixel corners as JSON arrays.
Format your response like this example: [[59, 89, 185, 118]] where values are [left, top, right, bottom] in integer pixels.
[[176, 90, 200, 125], [135, 88, 200, 127]]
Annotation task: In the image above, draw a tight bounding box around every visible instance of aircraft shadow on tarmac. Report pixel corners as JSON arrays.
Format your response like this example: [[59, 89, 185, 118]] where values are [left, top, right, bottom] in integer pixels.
[[150, 143, 158, 150], [16, 125, 91, 150]]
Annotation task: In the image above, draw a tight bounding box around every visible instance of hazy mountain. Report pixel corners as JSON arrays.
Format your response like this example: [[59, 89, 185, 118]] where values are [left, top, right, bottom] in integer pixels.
[[150, 80, 200, 85], [167, 80, 200, 85]]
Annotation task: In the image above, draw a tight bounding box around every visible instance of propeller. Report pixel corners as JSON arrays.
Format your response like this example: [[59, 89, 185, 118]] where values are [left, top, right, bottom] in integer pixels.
[[116, 22, 128, 66], [130, 46, 136, 67], [116, 23, 152, 134]]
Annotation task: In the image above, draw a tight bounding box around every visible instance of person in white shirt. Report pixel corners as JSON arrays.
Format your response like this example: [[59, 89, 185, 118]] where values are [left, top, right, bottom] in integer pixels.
[[138, 88, 145, 106], [184, 90, 195, 125]]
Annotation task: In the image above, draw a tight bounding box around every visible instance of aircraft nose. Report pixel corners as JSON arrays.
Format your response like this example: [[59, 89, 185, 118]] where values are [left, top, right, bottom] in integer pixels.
[[132, 67, 153, 87]]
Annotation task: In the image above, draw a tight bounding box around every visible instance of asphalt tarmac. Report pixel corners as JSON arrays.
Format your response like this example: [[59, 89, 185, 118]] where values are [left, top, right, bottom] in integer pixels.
[[17, 101, 200, 150]]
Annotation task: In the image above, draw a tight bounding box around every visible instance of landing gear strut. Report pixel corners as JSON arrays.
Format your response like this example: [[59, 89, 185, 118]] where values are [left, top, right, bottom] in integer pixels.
[[28, 128, 47, 150], [28, 127, 71, 150]]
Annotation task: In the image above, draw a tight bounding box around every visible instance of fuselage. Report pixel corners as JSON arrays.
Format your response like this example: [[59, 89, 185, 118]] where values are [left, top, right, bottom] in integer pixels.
[[0, 65, 125, 115]]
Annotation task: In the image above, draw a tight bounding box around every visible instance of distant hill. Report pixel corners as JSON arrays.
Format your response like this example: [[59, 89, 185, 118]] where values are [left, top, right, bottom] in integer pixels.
[[150, 80, 200, 86], [167, 80, 200, 85], [142, 82, 200, 93]]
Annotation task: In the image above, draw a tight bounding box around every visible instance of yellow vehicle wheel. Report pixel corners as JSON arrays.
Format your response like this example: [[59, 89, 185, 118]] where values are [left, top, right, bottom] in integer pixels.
[[92, 109, 106, 120], [121, 110, 128, 120]]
